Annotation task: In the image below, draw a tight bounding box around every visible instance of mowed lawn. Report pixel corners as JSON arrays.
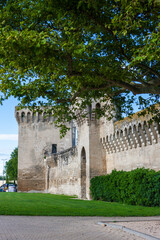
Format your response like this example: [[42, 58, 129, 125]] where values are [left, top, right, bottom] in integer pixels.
[[0, 192, 160, 216]]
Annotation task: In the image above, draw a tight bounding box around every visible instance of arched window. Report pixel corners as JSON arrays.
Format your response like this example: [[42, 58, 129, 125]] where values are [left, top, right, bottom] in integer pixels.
[[117, 131, 119, 138], [32, 112, 36, 123], [95, 103, 101, 119], [72, 124, 77, 147], [27, 112, 31, 123], [143, 121, 147, 130], [106, 135, 108, 142], [81, 147, 86, 199], [49, 112, 52, 122], [133, 125, 136, 132], [120, 130, 123, 138], [138, 123, 142, 132], [110, 134, 112, 141], [96, 103, 101, 109], [43, 112, 47, 122], [125, 128, 127, 136], [16, 112, 20, 123], [38, 112, 42, 122], [129, 126, 132, 134], [88, 104, 92, 120], [21, 112, 25, 123]]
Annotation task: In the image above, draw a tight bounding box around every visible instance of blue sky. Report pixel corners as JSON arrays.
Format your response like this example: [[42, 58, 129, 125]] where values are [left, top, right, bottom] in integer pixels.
[[0, 97, 19, 175]]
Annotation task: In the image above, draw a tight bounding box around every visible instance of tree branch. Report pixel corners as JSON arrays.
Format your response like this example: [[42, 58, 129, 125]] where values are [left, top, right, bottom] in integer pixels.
[[137, 63, 160, 80]]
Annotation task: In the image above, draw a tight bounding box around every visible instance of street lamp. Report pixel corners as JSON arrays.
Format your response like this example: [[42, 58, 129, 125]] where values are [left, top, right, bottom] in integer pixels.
[[1, 159, 7, 184]]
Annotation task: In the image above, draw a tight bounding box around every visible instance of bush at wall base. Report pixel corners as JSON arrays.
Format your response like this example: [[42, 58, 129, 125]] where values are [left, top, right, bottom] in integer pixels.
[[90, 168, 160, 207]]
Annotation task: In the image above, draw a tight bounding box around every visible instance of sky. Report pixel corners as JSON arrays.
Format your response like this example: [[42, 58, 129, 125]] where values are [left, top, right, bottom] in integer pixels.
[[0, 97, 19, 175]]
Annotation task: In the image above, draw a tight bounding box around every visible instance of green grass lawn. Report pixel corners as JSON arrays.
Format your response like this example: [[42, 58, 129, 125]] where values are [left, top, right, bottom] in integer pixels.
[[0, 192, 160, 216]]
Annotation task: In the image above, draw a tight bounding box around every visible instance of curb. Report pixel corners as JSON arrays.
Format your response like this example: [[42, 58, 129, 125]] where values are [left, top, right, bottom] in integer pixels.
[[98, 222, 160, 240]]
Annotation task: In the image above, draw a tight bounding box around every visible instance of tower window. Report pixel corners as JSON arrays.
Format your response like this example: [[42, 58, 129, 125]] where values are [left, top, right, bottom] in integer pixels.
[[52, 144, 57, 154], [72, 126, 77, 147]]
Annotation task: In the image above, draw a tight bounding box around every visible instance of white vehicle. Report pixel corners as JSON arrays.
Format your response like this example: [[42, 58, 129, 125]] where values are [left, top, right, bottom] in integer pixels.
[[8, 184, 16, 192]]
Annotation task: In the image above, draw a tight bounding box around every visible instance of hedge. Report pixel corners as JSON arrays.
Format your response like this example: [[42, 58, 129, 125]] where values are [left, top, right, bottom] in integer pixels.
[[90, 168, 160, 207]]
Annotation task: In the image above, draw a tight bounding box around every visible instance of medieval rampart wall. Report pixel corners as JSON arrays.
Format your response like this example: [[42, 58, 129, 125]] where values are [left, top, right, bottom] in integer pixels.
[[101, 112, 160, 173], [16, 103, 160, 198]]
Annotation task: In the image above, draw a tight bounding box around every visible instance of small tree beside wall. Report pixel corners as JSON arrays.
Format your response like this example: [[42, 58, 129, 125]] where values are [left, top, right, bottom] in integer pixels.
[[5, 148, 18, 184]]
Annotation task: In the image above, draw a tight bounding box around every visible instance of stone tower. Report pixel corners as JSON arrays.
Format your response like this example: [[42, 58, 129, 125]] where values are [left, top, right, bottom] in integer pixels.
[[15, 103, 109, 198], [76, 101, 109, 199], [15, 108, 72, 192]]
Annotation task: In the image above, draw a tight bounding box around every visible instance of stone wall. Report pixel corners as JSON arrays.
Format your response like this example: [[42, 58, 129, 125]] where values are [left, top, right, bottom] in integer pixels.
[[45, 147, 80, 196], [16, 108, 72, 192], [101, 112, 160, 173], [16, 104, 160, 199]]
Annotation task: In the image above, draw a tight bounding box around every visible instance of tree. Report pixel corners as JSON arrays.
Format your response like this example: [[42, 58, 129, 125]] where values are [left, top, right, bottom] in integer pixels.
[[0, 176, 6, 180], [0, 0, 159, 133], [5, 148, 18, 183]]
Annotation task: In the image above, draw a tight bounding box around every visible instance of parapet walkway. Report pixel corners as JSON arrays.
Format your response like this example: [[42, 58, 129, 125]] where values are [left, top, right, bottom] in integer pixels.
[[0, 216, 160, 240]]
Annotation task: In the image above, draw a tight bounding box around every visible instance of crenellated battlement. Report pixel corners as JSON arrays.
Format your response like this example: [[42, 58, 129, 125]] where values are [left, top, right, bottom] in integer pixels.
[[15, 108, 54, 124], [76, 101, 107, 126], [101, 110, 160, 154]]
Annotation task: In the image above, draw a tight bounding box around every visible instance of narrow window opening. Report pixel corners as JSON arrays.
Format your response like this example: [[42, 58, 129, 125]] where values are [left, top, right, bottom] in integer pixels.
[[52, 144, 57, 154], [88, 105, 92, 120], [71, 121, 77, 147], [21, 112, 25, 122], [72, 127, 77, 147]]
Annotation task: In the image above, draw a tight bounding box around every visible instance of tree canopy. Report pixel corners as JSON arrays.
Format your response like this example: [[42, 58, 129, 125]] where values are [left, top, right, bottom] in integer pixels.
[[5, 147, 18, 182], [0, 0, 160, 132]]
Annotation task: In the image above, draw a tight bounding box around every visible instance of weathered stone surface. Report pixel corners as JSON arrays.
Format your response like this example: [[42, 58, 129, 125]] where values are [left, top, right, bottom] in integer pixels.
[[15, 103, 160, 199], [18, 166, 46, 191]]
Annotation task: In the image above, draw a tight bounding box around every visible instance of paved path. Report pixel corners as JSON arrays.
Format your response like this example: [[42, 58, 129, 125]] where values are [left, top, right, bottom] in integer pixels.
[[0, 216, 152, 240], [98, 217, 160, 240]]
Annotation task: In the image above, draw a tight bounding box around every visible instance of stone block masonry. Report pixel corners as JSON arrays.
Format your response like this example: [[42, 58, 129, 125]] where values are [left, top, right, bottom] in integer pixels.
[[16, 103, 160, 199]]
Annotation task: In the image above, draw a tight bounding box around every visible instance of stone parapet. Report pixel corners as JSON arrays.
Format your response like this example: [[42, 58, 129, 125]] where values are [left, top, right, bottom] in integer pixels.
[[45, 147, 78, 167], [15, 108, 54, 124], [101, 115, 160, 154]]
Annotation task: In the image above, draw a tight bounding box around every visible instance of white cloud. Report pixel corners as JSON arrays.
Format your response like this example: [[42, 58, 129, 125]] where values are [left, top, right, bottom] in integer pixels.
[[0, 153, 9, 156], [0, 134, 18, 141]]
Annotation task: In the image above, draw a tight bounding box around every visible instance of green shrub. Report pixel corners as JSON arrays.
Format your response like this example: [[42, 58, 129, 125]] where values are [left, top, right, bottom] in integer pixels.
[[90, 168, 160, 207]]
